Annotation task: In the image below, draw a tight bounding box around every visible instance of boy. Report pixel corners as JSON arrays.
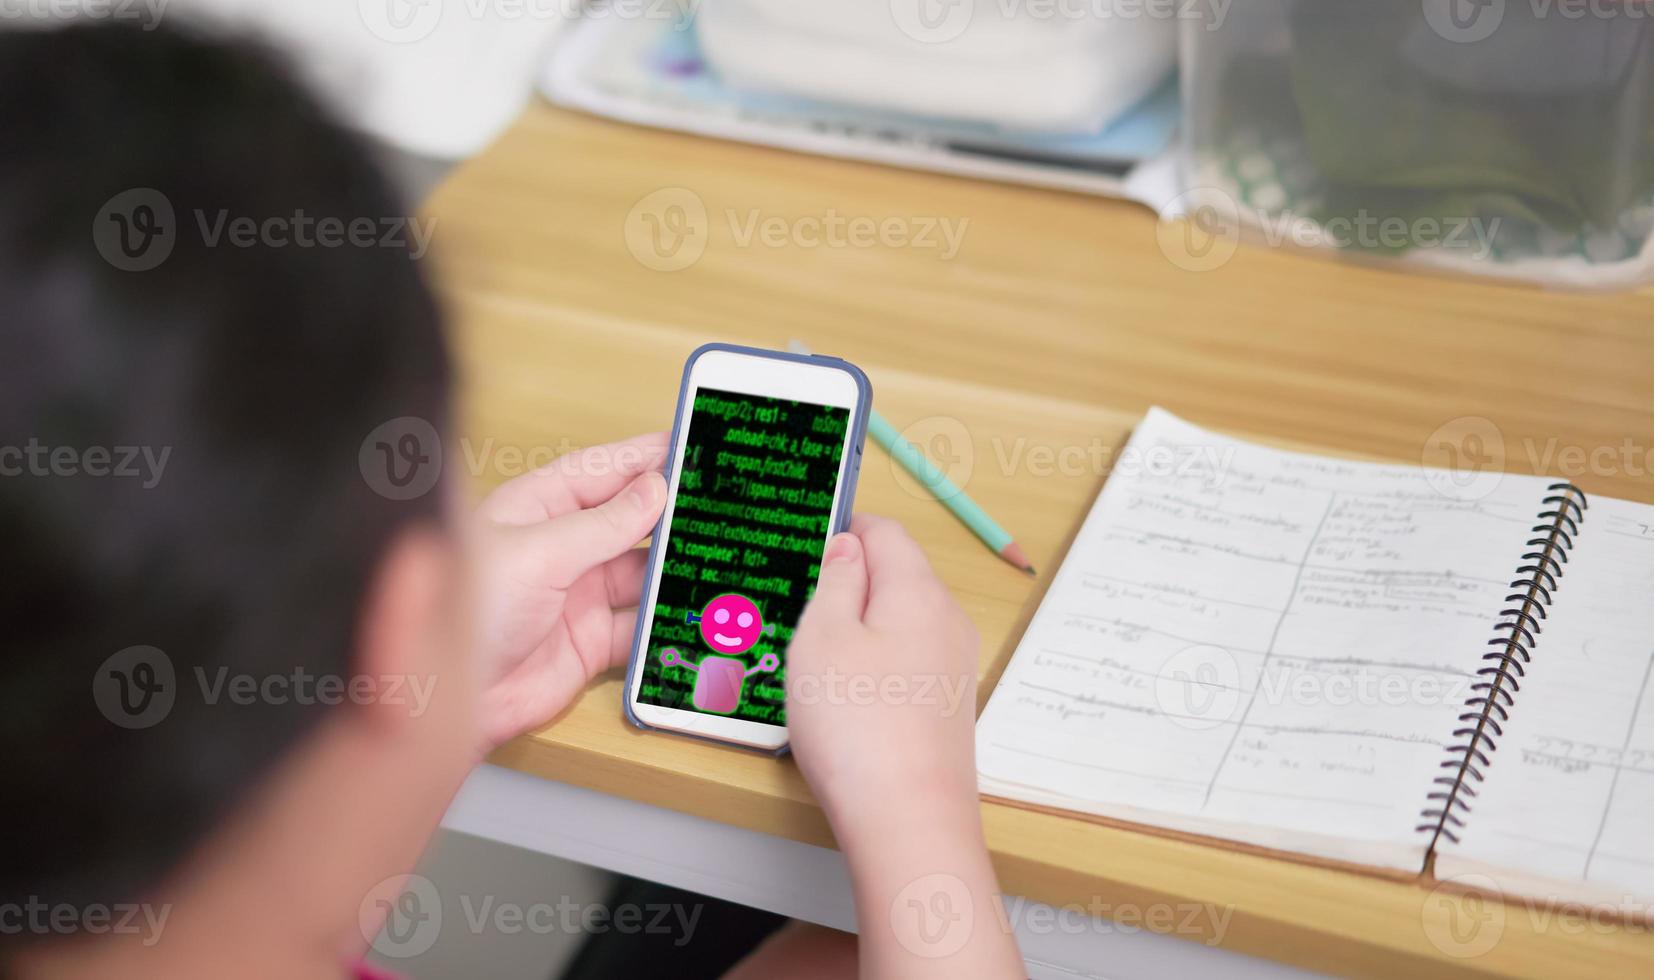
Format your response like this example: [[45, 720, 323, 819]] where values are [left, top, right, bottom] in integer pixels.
[[0, 21, 1024, 980]]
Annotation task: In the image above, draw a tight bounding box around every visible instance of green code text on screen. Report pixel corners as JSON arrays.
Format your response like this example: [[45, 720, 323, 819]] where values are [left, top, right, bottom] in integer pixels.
[[638, 388, 851, 727]]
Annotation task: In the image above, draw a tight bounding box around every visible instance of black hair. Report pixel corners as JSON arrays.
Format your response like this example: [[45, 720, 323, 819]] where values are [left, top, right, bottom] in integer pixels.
[[0, 21, 452, 929]]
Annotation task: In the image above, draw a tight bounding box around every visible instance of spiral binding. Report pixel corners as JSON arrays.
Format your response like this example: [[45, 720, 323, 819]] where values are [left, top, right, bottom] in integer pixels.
[[1417, 482, 1589, 848]]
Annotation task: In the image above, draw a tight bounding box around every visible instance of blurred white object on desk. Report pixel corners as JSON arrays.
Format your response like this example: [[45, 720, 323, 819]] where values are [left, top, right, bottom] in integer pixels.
[[695, 0, 1178, 134]]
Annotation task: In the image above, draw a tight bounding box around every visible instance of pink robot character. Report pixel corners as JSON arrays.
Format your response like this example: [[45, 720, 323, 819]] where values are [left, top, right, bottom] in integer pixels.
[[659, 593, 779, 715]]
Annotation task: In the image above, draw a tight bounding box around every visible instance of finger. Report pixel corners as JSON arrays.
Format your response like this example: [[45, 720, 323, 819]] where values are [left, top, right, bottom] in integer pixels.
[[603, 548, 650, 609], [480, 432, 670, 526], [800, 532, 869, 627], [480, 650, 591, 750], [855, 515, 944, 626], [848, 514, 886, 536], [518, 471, 667, 590], [607, 606, 641, 673]]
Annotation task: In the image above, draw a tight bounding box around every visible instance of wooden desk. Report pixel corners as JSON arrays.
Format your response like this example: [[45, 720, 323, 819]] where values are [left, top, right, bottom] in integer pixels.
[[424, 101, 1654, 979]]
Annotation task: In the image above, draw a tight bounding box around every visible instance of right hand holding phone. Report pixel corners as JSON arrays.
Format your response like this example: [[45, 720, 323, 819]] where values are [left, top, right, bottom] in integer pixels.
[[787, 517, 1025, 977], [787, 515, 982, 832]]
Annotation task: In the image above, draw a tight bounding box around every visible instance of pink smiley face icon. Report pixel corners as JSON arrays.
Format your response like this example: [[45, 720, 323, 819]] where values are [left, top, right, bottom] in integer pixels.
[[698, 594, 765, 654]]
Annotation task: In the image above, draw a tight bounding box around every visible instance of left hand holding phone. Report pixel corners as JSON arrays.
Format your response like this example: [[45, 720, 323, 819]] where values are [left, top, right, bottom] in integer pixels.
[[470, 432, 669, 754]]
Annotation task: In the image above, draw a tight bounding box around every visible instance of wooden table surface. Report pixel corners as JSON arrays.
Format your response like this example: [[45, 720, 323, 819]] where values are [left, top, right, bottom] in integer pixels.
[[423, 100, 1654, 979]]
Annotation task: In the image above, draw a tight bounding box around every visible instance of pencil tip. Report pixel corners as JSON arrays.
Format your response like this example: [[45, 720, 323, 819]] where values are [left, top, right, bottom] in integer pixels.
[[1000, 542, 1034, 575], [1023, 566, 1038, 577]]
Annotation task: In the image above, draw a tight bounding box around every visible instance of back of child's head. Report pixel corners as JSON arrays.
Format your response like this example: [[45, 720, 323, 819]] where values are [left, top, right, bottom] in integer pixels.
[[0, 20, 452, 927]]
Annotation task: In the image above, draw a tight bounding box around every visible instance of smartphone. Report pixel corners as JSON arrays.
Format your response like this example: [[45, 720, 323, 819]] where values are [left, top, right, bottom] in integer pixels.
[[624, 343, 872, 752]]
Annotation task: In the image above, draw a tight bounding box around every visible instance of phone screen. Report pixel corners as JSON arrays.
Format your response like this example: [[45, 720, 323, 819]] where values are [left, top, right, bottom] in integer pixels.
[[635, 387, 852, 727]]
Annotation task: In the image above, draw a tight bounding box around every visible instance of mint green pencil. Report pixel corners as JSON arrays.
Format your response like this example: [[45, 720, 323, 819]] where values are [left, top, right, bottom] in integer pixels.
[[789, 341, 1035, 575]]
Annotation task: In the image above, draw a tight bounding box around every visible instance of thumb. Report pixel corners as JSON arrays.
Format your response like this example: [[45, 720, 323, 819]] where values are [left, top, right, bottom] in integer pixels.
[[801, 532, 869, 628], [520, 470, 666, 589]]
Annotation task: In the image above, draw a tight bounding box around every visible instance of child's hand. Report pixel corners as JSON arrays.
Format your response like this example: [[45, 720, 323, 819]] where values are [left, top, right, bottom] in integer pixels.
[[470, 433, 668, 753], [787, 518, 1024, 978], [786, 515, 981, 831]]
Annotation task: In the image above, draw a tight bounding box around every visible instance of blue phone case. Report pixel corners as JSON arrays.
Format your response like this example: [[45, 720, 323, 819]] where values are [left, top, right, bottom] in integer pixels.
[[621, 343, 873, 755]]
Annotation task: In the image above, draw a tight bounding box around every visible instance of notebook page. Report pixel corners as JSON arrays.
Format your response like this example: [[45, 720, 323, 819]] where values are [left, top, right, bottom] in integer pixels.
[[976, 409, 1552, 872], [1436, 496, 1654, 908]]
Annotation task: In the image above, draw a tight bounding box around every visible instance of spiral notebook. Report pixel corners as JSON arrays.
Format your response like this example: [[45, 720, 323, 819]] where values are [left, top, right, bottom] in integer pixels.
[[977, 409, 1654, 912]]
